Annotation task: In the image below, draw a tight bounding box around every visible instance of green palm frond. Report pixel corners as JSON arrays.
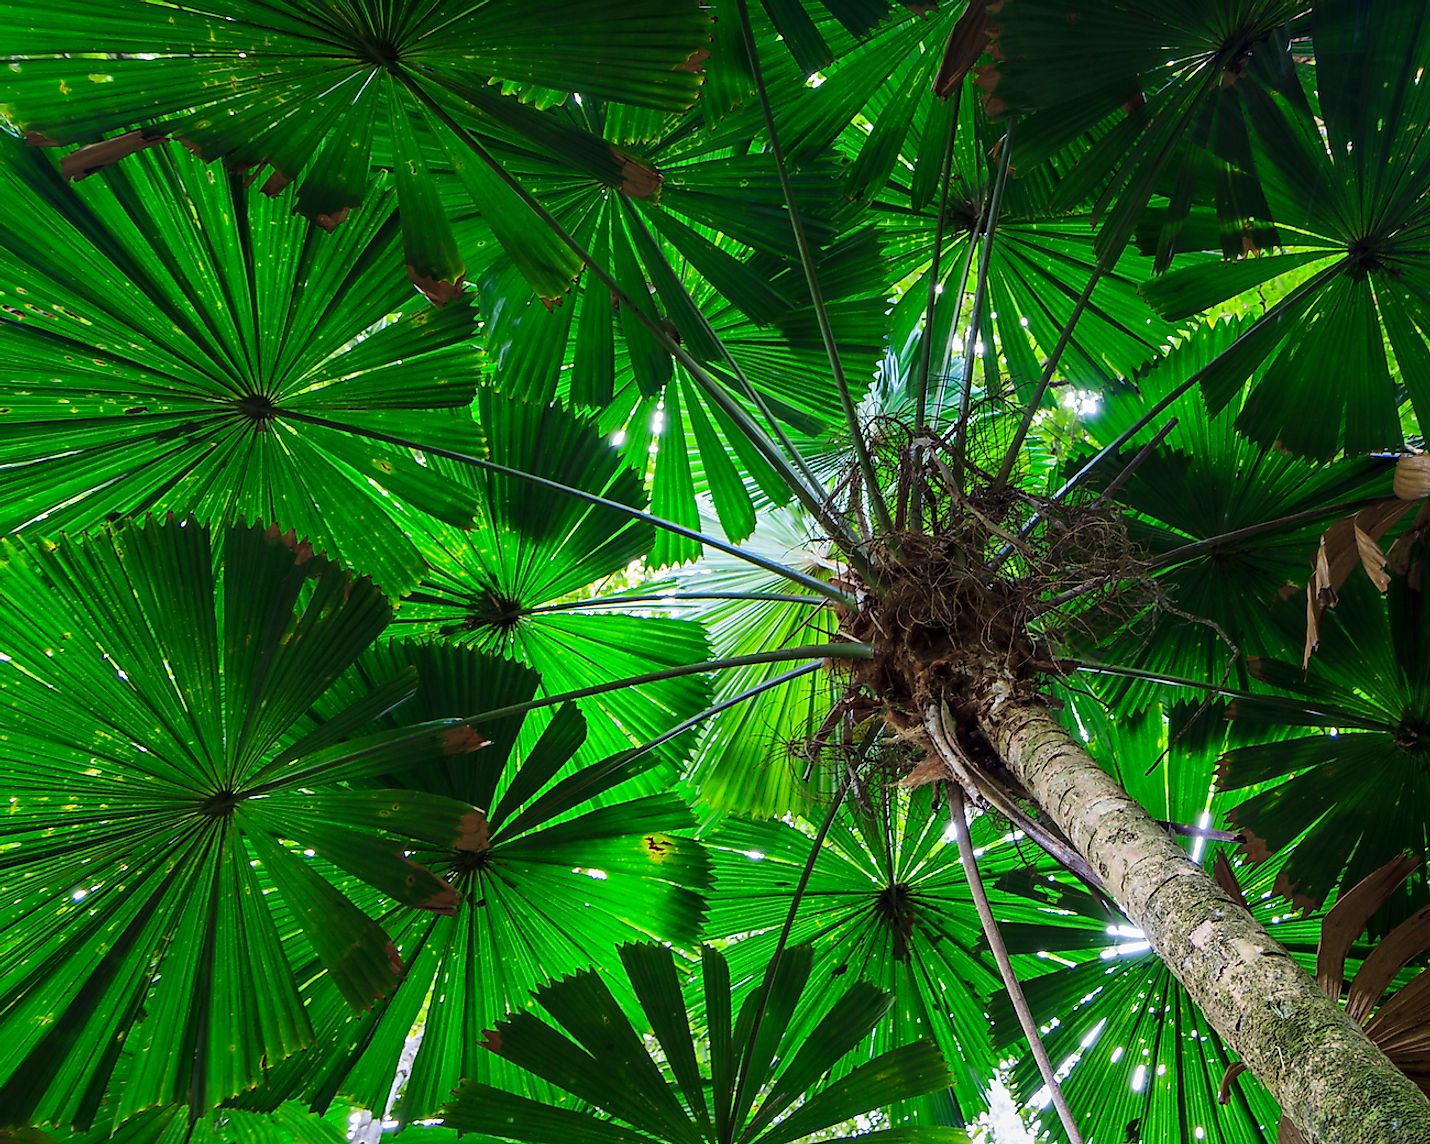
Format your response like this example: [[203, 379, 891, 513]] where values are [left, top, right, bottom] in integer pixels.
[[0, 137, 483, 594], [1219, 572, 1430, 920], [394, 392, 715, 768], [1071, 317, 1395, 708], [983, 0, 1304, 267], [0, 519, 493, 1128], [268, 641, 711, 1122], [672, 505, 841, 815], [1142, 0, 1430, 458], [444, 943, 967, 1144], [705, 784, 1100, 1125], [0, 0, 713, 300]]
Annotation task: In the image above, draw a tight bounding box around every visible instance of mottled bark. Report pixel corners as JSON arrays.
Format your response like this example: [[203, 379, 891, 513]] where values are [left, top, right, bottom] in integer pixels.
[[978, 696, 1430, 1144]]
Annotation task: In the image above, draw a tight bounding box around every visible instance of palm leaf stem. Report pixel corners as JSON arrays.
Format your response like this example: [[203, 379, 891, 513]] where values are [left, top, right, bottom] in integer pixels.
[[244, 647, 865, 795], [469, 644, 869, 728], [915, 94, 964, 441], [727, 726, 876, 1137], [620, 204, 834, 511], [732, 0, 896, 542], [989, 261, 1107, 495], [399, 71, 872, 573], [946, 781, 1084, 1144], [640, 661, 824, 758], [951, 123, 1014, 474], [1022, 261, 1349, 521], [1145, 495, 1396, 571], [685, 359, 877, 580], [912, 97, 967, 528], [280, 408, 855, 606], [1070, 662, 1395, 731], [482, 591, 833, 615]]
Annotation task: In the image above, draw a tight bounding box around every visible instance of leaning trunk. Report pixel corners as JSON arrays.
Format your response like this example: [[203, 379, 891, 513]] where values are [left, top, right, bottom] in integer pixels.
[[976, 696, 1430, 1144]]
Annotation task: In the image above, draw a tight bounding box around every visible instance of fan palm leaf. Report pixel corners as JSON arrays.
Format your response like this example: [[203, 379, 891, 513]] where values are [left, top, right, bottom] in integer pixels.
[[704, 783, 1101, 1125], [670, 504, 842, 815], [457, 103, 887, 559], [1218, 571, 1430, 919], [0, 0, 713, 300], [263, 640, 711, 1121], [983, 0, 1305, 267], [874, 84, 1180, 415], [443, 943, 966, 1143], [1142, 0, 1430, 458], [393, 392, 715, 769], [1070, 317, 1395, 710], [0, 518, 493, 1128], [0, 137, 483, 594]]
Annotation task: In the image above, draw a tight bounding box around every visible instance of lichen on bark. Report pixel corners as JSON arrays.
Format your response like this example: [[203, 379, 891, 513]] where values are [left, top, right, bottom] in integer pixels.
[[977, 696, 1430, 1144]]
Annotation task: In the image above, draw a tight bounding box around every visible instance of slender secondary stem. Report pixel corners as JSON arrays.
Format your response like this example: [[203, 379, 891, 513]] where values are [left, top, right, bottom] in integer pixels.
[[990, 264, 1106, 495], [1069, 661, 1393, 730], [590, 661, 824, 772], [401, 71, 871, 571], [946, 782, 1085, 1144], [1147, 494, 1395, 570], [728, 725, 878, 1129], [282, 408, 857, 607], [731, 0, 895, 539], [914, 95, 962, 439], [951, 123, 1014, 473], [396, 591, 831, 619], [468, 642, 872, 728], [910, 94, 963, 529], [1039, 261, 1347, 510]]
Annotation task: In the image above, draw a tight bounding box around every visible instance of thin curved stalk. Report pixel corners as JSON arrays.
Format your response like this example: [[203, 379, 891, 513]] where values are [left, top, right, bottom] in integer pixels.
[[989, 263, 1106, 495], [1030, 260, 1348, 510], [252, 647, 867, 795], [951, 122, 1014, 472], [470, 643, 871, 727], [393, 591, 831, 619], [1069, 661, 1394, 730], [910, 98, 965, 531], [281, 408, 857, 607], [597, 661, 825, 771], [727, 724, 879, 1129], [620, 204, 830, 500], [1147, 494, 1394, 570], [731, 0, 895, 540], [945, 782, 1085, 1144], [402, 71, 872, 573], [914, 94, 963, 439], [927, 238, 980, 436]]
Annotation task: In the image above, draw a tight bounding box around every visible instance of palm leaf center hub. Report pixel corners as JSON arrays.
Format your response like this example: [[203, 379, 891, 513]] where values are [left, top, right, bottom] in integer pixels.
[[873, 879, 917, 961], [234, 391, 279, 430], [198, 788, 245, 817]]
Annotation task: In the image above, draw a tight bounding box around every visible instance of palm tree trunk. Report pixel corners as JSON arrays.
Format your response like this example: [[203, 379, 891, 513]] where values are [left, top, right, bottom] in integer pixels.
[[974, 696, 1430, 1144]]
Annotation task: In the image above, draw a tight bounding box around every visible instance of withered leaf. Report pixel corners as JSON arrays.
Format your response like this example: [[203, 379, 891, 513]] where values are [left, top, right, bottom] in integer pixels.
[[442, 724, 488, 756], [59, 130, 163, 181], [1393, 453, 1430, 501], [455, 808, 491, 853], [1346, 903, 1430, 1024], [934, 0, 991, 97], [1316, 854, 1419, 1002]]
